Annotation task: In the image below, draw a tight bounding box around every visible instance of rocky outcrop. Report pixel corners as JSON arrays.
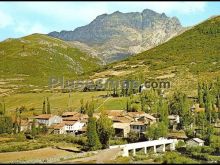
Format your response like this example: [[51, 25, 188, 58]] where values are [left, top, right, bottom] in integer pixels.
[[49, 9, 185, 63]]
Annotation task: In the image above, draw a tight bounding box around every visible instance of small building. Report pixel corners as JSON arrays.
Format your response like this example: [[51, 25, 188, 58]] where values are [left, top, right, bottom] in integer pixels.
[[186, 138, 205, 147], [113, 122, 130, 138], [62, 111, 79, 118], [105, 110, 126, 119], [168, 115, 180, 130], [50, 123, 66, 134], [130, 121, 147, 133], [63, 120, 85, 134], [34, 114, 62, 126], [112, 116, 133, 123]]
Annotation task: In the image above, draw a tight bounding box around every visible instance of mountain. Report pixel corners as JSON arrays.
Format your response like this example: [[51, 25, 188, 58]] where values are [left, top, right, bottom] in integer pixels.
[[48, 9, 185, 63], [0, 34, 101, 94], [93, 16, 220, 95]]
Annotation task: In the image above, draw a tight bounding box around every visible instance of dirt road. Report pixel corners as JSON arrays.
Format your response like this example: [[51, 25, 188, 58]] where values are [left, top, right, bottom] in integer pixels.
[[59, 148, 122, 164]]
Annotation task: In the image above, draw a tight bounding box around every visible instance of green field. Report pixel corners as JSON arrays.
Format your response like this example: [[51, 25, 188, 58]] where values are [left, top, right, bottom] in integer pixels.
[[2, 91, 128, 117]]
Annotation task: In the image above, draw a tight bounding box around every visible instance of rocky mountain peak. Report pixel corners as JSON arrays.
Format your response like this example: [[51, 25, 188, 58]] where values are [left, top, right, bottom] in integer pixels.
[[48, 9, 185, 63]]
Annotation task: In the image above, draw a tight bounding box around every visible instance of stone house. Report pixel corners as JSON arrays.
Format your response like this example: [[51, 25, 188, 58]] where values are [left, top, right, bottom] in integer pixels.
[[186, 138, 205, 146]]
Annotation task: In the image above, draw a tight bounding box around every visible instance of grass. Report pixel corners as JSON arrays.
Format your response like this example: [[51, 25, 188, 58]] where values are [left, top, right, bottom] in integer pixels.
[[2, 91, 130, 117], [0, 34, 101, 90], [101, 16, 220, 95]]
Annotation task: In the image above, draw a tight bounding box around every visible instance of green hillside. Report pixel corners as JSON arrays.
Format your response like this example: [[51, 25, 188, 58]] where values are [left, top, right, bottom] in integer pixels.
[[128, 16, 220, 73], [0, 34, 101, 93], [96, 16, 220, 95]]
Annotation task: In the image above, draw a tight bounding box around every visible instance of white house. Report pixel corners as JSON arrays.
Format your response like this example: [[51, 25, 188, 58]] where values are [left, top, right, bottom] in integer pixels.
[[52, 123, 66, 134], [63, 120, 85, 134], [34, 114, 62, 126], [186, 138, 205, 146]]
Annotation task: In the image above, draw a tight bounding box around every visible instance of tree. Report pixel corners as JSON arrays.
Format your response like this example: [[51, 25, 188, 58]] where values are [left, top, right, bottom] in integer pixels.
[[126, 98, 131, 112], [204, 88, 212, 123], [42, 98, 46, 114], [87, 101, 95, 118], [16, 106, 27, 133], [0, 103, 4, 116], [145, 122, 168, 140], [181, 94, 193, 129], [169, 92, 182, 115], [87, 117, 101, 151], [159, 97, 169, 126], [0, 115, 13, 134], [127, 131, 139, 143], [47, 97, 51, 114], [96, 113, 114, 149], [217, 94, 220, 119], [80, 99, 86, 114], [198, 83, 204, 107], [31, 119, 37, 138]]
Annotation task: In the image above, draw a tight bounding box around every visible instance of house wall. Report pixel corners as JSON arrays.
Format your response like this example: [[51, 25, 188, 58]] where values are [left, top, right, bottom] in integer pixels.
[[186, 140, 204, 146], [37, 116, 62, 126], [65, 121, 85, 133], [131, 125, 146, 133]]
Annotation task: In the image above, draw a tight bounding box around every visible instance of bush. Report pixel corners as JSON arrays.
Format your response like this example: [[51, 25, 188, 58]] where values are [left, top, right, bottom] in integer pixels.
[[163, 152, 198, 164], [0, 141, 48, 152], [201, 146, 215, 154], [109, 138, 127, 145], [127, 131, 139, 143], [176, 140, 185, 148], [186, 146, 202, 154]]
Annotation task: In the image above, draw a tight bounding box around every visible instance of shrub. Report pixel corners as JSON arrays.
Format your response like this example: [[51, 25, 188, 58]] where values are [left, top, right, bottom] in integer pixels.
[[201, 146, 215, 154]]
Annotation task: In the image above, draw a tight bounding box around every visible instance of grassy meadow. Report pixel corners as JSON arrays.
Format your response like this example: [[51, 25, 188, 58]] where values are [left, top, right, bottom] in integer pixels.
[[2, 91, 128, 117]]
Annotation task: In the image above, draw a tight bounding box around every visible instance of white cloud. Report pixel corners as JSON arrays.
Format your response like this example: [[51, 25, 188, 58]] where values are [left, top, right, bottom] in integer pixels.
[[15, 2, 109, 24], [0, 10, 13, 28]]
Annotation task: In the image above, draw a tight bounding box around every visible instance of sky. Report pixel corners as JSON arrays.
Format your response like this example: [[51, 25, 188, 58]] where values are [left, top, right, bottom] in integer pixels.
[[0, 1, 220, 41]]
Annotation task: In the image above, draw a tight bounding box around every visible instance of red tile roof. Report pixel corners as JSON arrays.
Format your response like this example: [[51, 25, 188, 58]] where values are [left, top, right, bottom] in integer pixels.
[[34, 114, 54, 119], [62, 111, 79, 117], [130, 121, 146, 126]]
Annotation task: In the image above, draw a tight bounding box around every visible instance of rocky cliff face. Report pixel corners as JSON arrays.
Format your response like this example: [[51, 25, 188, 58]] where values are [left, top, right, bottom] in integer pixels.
[[49, 9, 185, 63]]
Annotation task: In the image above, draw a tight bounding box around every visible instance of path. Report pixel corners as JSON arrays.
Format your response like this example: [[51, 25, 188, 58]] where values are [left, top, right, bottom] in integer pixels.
[[59, 148, 122, 163], [95, 96, 111, 111]]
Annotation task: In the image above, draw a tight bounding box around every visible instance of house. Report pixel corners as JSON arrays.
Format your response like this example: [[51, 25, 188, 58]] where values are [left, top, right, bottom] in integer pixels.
[[20, 119, 30, 132], [130, 121, 147, 133], [105, 110, 125, 119], [168, 131, 188, 141], [62, 111, 88, 123], [127, 112, 156, 125], [50, 123, 66, 134], [168, 115, 180, 130], [34, 114, 62, 126], [113, 122, 130, 138], [112, 116, 133, 123], [186, 138, 205, 146], [138, 114, 156, 125], [78, 126, 87, 135], [62, 111, 79, 118], [63, 120, 85, 134]]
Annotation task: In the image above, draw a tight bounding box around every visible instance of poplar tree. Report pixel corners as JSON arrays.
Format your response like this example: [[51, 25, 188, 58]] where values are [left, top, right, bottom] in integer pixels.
[[198, 82, 204, 107], [97, 113, 114, 149], [42, 98, 46, 114], [47, 97, 51, 114], [87, 117, 101, 151]]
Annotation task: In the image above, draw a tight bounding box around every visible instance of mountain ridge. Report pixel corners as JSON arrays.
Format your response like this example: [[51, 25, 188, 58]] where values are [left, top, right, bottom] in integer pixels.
[[48, 9, 185, 63]]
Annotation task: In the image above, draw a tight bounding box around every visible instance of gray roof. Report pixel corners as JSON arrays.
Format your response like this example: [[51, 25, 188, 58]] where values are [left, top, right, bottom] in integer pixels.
[[192, 138, 205, 143]]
